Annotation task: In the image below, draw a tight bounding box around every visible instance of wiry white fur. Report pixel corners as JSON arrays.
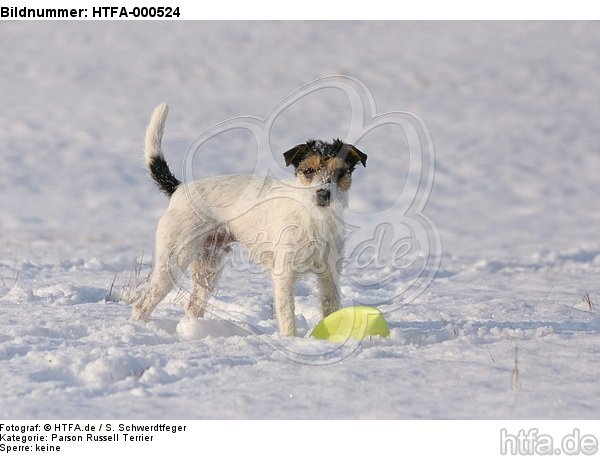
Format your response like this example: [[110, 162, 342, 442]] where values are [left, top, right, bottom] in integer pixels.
[[144, 102, 169, 166], [132, 104, 350, 336]]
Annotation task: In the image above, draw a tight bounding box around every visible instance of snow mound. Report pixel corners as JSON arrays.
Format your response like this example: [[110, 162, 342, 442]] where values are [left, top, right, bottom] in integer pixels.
[[79, 350, 152, 386], [176, 316, 253, 339]]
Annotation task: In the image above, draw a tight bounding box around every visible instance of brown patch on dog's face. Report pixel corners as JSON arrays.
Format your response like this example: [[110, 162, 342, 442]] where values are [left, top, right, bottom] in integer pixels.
[[325, 157, 353, 191], [295, 155, 354, 191], [283, 139, 366, 196], [296, 155, 322, 185]]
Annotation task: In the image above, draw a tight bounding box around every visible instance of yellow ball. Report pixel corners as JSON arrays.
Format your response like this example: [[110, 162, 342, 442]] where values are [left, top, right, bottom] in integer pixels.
[[310, 306, 390, 342]]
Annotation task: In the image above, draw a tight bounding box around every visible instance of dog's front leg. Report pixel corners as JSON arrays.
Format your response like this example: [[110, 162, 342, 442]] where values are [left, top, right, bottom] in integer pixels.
[[271, 275, 296, 336], [317, 271, 341, 317]]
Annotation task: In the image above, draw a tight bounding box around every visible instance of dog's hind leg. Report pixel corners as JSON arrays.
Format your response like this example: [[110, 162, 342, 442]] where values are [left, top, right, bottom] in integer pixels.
[[185, 228, 230, 318], [132, 222, 193, 321], [185, 252, 223, 318], [131, 258, 179, 321]]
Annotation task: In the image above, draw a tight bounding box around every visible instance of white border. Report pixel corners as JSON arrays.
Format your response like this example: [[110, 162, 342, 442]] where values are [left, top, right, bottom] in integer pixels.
[[2, 420, 600, 456], [1, 0, 599, 19]]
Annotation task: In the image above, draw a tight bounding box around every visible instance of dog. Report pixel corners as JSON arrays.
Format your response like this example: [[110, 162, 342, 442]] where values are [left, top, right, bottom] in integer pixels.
[[131, 103, 367, 336]]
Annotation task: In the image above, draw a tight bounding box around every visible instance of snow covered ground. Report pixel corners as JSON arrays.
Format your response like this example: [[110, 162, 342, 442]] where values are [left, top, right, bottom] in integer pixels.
[[1, 22, 600, 419]]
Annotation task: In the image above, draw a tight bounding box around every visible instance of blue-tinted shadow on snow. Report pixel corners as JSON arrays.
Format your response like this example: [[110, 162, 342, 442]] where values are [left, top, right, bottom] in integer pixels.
[[389, 317, 600, 346]]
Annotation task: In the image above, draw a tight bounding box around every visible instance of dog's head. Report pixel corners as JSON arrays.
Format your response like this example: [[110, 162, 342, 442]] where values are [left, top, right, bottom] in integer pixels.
[[283, 139, 367, 207]]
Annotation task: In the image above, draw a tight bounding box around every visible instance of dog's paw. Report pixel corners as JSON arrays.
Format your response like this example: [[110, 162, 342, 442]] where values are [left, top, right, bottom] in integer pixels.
[[131, 306, 150, 322]]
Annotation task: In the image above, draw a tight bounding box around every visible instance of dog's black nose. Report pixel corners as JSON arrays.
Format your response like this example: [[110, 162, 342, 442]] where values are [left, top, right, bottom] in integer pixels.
[[316, 189, 331, 206]]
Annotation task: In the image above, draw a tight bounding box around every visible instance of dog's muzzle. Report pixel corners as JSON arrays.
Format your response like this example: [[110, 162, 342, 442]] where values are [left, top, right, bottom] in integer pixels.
[[316, 189, 331, 207]]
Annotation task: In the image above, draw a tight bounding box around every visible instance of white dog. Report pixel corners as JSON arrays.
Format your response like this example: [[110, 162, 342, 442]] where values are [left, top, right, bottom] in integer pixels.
[[131, 103, 367, 336]]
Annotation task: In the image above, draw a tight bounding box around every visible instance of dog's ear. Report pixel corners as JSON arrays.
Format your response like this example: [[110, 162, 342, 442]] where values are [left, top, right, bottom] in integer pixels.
[[341, 144, 368, 168], [283, 144, 308, 167]]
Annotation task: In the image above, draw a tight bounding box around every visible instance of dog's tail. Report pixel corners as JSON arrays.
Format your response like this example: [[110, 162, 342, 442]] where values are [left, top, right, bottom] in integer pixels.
[[144, 102, 181, 198]]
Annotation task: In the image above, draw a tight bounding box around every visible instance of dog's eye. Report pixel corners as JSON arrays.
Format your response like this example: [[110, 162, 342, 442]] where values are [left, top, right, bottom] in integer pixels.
[[302, 169, 315, 177]]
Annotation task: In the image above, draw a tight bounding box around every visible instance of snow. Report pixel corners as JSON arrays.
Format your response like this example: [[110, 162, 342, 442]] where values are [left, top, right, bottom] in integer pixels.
[[1, 22, 600, 419]]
